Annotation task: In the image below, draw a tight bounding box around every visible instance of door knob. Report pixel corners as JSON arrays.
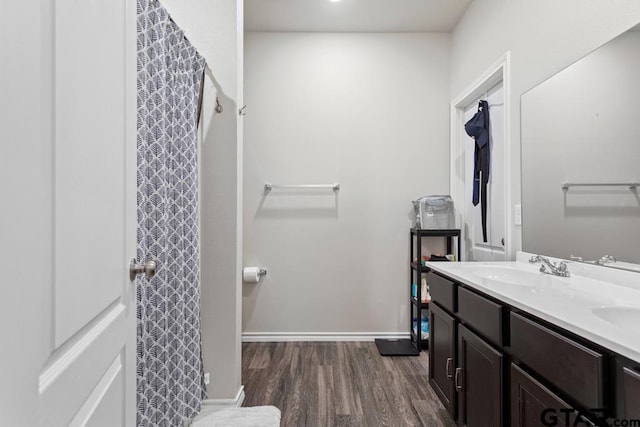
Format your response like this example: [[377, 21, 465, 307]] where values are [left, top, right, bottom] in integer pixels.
[[129, 258, 157, 281]]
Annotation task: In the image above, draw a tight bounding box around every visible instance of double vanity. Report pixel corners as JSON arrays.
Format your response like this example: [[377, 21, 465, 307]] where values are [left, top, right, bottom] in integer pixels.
[[425, 252, 640, 426]]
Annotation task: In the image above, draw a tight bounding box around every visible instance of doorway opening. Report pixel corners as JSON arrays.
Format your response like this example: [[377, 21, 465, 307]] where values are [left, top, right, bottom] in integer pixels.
[[450, 53, 511, 261]]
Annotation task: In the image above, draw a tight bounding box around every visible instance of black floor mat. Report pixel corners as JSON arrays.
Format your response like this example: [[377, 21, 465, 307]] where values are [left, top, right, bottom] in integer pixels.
[[374, 338, 419, 356]]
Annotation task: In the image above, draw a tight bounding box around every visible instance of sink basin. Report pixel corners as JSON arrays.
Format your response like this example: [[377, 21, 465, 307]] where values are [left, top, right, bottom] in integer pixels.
[[592, 307, 640, 327], [460, 265, 549, 287]]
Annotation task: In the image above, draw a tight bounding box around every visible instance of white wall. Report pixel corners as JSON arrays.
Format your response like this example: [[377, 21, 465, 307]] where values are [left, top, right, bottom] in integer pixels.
[[160, 0, 244, 400], [521, 31, 640, 263], [450, 0, 640, 258], [243, 33, 451, 336]]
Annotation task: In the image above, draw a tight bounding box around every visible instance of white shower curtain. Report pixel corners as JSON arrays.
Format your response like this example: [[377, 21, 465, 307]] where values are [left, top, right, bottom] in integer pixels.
[[136, 0, 207, 425]]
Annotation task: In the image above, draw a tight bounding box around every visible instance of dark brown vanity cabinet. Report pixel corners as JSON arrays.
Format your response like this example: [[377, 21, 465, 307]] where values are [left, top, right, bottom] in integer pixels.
[[457, 324, 504, 427], [429, 302, 457, 417], [427, 270, 640, 427]]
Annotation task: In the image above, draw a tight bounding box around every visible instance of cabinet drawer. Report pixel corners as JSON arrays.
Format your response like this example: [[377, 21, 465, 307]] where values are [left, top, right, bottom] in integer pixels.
[[428, 272, 456, 313], [510, 312, 605, 410], [457, 286, 504, 346]]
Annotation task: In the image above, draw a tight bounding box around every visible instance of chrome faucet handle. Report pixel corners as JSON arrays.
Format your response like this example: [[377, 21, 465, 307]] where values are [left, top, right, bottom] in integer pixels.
[[530, 255, 571, 277], [529, 255, 543, 263], [556, 262, 571, 277], [598, 255, 616, 264]]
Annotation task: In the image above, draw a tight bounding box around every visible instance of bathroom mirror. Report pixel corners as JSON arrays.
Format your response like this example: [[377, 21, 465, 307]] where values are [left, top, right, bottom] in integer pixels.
[[521, 25, 640, 268]]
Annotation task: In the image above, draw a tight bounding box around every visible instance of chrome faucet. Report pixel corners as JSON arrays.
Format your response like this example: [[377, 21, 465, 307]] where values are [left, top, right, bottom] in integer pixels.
[[529, 255, 571, 277], [596, 255, 616, 265], [570, 254, 616, 265]]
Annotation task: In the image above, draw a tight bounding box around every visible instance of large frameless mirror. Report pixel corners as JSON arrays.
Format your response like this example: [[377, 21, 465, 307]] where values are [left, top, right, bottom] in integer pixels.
[[521, 24, 640, 271]]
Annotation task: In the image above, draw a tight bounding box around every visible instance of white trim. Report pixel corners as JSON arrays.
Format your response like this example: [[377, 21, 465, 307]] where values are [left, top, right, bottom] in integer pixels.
[[504, 54, 513, 260], [201, 385, 245, 409], [242, 332, 410, 342], [69, 355, 123, 426], [39, 302, 125, 393], [450, 51, 512, 261]]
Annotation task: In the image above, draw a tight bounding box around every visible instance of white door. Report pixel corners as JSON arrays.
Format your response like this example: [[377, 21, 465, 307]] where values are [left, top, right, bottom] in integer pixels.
[[1, 1, 136, 426], [462, 82, 506, 261]]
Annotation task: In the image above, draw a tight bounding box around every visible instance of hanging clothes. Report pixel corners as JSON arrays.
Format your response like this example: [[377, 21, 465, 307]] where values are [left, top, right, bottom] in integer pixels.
[[137, 0, 207, 425], [464, 100, 490, 242]]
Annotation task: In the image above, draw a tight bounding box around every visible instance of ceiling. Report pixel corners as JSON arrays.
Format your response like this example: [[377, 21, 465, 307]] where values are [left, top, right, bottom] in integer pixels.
[[244, 0, 473, 33]]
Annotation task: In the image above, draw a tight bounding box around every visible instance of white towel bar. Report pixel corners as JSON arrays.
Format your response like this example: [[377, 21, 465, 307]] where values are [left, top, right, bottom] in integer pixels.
[[264, 183, 340, 193], [561, 182, 638, 190]]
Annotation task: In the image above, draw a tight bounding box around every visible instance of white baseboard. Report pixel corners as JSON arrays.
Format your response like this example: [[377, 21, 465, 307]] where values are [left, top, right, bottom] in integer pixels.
[[201, 385, 245, 409], [242, 332, 410, 342]]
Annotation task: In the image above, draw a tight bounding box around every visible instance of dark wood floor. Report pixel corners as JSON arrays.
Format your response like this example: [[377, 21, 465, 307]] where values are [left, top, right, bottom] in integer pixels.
[[241, 341, 455, 427]]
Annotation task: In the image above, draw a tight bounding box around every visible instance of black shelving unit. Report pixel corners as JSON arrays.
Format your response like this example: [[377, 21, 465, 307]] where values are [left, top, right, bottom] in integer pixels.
[[409, 228, 461, 351]]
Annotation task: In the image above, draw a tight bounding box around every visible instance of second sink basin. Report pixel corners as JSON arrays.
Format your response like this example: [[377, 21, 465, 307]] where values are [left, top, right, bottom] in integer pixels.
[[592, 306, 640, 327]]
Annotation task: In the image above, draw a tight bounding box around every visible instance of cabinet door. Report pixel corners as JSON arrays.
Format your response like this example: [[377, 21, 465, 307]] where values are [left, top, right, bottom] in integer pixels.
[[457, 325, 503, 427], [623, 367, 640, 418], [429, 303, 457, 417], [511, 363, 589, 427]]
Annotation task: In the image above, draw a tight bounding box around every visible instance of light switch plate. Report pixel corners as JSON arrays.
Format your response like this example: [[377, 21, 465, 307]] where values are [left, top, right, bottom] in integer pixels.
[[514, 204, 522, 226]]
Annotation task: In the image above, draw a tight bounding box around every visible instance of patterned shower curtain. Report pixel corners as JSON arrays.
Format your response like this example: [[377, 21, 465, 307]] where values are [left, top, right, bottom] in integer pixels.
[[136, 0, 207, 425]]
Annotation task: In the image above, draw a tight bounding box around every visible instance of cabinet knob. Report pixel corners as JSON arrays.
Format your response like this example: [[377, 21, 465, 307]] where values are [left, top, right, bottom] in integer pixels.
[[455, 368, 463, 391], [446, 358, 454, 379]]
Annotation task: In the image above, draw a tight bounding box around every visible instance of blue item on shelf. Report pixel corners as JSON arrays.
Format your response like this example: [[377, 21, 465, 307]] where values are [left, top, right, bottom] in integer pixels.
[[412, 317, 429, 339]]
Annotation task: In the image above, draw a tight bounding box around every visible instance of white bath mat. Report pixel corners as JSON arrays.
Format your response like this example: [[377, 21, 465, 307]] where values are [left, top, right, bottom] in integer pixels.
[[191, 406, 281, 427]]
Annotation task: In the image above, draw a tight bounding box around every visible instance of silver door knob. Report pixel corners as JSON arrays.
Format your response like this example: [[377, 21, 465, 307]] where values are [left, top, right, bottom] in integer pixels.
[[129, 258, 157, 281]]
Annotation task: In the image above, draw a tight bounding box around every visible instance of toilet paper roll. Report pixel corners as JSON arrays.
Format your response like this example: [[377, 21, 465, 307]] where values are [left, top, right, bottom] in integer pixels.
[[243, 266, 265, 283]]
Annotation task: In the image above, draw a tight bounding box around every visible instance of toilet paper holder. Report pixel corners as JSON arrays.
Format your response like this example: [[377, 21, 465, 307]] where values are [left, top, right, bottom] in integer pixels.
[[242, 266, 268, 283]]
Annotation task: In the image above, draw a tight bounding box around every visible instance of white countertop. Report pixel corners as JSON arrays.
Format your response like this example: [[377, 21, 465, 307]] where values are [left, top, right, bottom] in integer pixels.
[[425, 252, 640, 363]]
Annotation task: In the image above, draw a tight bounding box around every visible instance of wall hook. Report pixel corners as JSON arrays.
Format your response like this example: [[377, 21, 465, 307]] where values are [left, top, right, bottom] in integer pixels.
[[215, 97, 223, 114], [239, 105, 247, 116]]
